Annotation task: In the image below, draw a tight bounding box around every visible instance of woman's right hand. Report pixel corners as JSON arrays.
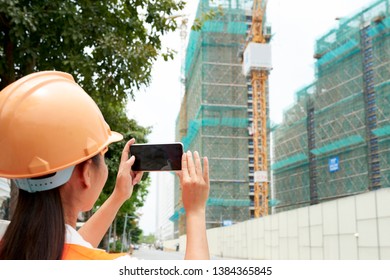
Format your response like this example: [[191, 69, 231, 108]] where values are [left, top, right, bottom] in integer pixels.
[[113, 138, 143, 203]]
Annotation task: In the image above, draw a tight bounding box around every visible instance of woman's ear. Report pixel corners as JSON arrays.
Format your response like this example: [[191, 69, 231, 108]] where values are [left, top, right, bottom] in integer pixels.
[[79, 159, 93, 189]]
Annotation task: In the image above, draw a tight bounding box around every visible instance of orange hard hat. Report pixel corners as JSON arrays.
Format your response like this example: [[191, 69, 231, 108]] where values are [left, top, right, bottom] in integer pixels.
[[0, 71, 123, 180]]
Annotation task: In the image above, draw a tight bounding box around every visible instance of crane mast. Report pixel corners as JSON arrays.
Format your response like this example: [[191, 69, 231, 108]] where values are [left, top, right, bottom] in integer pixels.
[[252, 0, 268, 44], [245, 0, 271, 218]]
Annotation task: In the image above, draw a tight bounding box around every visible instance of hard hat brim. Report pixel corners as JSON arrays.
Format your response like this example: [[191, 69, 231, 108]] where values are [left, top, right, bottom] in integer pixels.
[[109, 131, 124, 144]]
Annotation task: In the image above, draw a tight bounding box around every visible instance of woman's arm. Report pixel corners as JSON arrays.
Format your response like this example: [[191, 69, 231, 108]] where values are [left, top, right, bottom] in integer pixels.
[[178, 151, 210, 260], [79, 139, 143, 247]]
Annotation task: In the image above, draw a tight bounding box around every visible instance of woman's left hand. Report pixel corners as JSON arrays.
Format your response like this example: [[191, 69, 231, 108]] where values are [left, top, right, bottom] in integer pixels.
[[177, 151, 210, 215]]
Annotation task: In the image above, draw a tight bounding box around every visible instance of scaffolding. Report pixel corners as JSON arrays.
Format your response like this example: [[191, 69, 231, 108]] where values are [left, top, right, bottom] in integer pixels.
[[272, 0, 390, 212], [172, 0, 257, 235]]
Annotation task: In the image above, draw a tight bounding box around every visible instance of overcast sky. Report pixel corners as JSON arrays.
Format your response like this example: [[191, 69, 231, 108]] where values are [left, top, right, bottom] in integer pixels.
[[126, 0, 376, 235]]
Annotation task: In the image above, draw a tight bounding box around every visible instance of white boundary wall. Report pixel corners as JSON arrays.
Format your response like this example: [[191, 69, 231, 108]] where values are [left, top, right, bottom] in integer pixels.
[[1, 188, 389, 259], [164, 188, 390, 259], [0, 219, 9, 239]]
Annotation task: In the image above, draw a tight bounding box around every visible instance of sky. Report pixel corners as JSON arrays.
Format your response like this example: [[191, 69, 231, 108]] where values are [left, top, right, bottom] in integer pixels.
[[126, 0, 377, 235]]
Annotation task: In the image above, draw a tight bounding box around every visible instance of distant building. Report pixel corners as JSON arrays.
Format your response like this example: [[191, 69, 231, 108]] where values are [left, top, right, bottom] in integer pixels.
[[272, 0, 390, 212], [155, 172, 175, 240], [0, 178, 10, 220], [172, 0, 268, 236]]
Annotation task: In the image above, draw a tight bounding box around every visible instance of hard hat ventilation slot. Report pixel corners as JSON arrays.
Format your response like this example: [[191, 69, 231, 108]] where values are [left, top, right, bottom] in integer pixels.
[[14, 165, 75, 193]]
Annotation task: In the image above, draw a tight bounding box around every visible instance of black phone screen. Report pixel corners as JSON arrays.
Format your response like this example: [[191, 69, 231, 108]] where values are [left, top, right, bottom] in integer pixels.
[[129, 143, 183, 171]]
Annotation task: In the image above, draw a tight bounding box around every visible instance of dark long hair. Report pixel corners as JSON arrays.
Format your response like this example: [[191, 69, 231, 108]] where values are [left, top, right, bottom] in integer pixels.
[[0, 153, 102, 260], [0, 188, 65, 259]]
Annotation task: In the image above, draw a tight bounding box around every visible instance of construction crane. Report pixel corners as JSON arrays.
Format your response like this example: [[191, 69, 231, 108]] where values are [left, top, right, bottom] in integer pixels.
[[243, 0, 272, 218]]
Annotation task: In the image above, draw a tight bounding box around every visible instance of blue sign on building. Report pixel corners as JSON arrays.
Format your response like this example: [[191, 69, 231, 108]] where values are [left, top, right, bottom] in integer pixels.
[[223, 220, 233, 227], [329, 156, 339, 173]]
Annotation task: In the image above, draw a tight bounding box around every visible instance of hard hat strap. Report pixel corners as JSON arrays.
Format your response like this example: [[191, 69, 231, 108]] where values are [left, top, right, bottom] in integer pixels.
[[14, 165, 75, 193]]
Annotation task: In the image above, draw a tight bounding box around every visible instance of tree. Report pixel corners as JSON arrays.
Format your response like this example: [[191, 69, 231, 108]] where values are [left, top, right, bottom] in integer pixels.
[[140, 233, 156, 244], [0, 0, 185, 90], [0, 0, 185, 236]]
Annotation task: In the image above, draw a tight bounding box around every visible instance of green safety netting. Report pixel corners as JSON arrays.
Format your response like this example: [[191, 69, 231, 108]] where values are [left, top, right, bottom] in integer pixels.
[[310, 135, 365, 156], [202, 21, 224, 33], [227, 22, 248, 34], [207, 197, 250, 207], [316, 39, 360, 67], [184, 1, 249, 78], [315, 92, 362, 115], [315, 0, 389, 67], [169, 211, 179, 222], [373, 125, 390, 137], [184, 30, 201, 78], [368, 17, 390, 36], [169, 207, 186, 222], [271, 153, 308, 171], [182, 117, 248, 150], [272, 0, 390, 213], [169, 197, 251, 222]]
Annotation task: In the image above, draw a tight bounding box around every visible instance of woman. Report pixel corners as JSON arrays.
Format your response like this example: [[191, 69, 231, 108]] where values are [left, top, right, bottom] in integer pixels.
[[0, 71, 210, 260]]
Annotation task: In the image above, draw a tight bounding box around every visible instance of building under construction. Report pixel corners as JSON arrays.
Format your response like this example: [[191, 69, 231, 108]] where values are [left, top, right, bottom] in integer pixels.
[[171, 0, 272, 236], [272, 0, 390, 212]]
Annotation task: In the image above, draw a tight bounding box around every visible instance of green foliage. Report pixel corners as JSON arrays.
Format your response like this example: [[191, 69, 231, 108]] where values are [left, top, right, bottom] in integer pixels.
[[192, 4, 224, 31], [111, 240, 124, 253], [140, 233, 156, 244], [0, 0, 185, 236], [0, 0, 185, 92], [109, 215, 143, 252]]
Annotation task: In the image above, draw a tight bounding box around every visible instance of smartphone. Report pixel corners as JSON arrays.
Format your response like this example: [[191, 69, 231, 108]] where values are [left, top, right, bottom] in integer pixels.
[[129, 143, 184, 171]]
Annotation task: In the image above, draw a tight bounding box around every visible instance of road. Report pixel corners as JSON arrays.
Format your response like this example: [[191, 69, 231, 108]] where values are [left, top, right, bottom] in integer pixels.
[[132, 246, 232, 260]]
